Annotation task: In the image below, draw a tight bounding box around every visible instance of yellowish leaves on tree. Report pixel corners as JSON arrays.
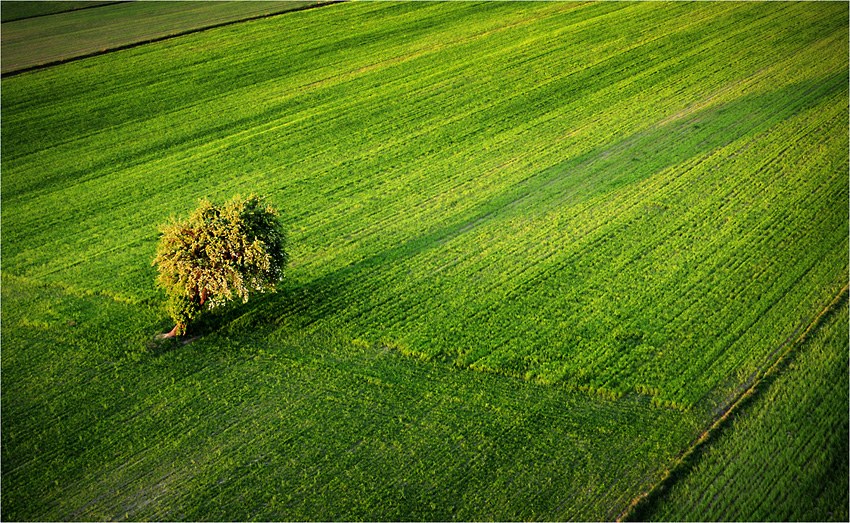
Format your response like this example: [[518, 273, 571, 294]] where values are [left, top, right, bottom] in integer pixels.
[[153, 195, 287, 336]]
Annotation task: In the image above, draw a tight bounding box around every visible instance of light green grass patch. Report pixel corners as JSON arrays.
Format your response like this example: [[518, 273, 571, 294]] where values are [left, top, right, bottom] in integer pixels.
[[3, 0, 846, 407]]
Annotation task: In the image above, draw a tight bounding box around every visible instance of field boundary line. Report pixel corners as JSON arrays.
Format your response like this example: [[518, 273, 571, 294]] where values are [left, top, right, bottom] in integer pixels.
[[0, 1, 129, 24], [1, 0, 346, 78], [616, 283, 849, 522]]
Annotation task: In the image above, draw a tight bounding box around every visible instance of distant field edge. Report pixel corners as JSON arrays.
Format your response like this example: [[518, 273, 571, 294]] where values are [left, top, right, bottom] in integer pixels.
[[0, 0, 346, 78], [617, 282, 850, 523], [0, 1, 126, 23]]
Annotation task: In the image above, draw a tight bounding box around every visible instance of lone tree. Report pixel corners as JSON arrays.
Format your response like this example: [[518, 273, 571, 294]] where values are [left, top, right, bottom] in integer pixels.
[[153, 194, 287, 338]]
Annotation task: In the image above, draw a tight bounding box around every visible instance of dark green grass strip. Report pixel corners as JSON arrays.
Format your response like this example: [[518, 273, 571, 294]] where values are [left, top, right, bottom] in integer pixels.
[[1, 0, 340, 76], [0, 274, 701, 521], [619, 285, 849, 522]]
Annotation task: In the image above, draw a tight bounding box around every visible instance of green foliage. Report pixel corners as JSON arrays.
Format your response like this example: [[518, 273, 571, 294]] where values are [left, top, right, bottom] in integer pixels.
[[153, 195, 287, 334]]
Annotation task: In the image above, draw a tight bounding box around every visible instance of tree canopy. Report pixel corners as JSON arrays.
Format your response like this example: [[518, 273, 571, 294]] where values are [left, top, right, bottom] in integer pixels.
[[153, 194, 287, 336]]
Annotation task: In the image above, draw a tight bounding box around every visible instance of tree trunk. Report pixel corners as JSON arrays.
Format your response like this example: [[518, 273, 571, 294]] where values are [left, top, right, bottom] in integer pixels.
[[159, 324, 180, 339]]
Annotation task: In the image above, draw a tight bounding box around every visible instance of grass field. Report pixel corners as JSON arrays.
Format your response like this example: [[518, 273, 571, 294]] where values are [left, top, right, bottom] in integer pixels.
[[1, 0, 321, 74], [1, 273, 703, 521], [642, 297, 849, 522], [2, 1, 848, 520]]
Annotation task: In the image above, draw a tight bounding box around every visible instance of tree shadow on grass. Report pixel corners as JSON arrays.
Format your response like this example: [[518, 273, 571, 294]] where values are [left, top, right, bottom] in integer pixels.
[[183, 72, 847, 352]]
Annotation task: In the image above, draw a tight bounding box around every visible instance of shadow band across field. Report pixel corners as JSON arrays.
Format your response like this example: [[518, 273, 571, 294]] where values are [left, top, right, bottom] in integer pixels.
[[214, 71, 846, 387]]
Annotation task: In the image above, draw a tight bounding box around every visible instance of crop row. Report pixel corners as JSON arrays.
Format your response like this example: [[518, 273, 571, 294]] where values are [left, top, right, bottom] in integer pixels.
[[259, 2, 847, 407], [335, 81, 847, 408]]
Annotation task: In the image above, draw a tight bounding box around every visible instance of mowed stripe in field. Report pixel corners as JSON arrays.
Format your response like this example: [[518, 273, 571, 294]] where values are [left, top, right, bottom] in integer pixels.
[[2, 1, 847, 408]]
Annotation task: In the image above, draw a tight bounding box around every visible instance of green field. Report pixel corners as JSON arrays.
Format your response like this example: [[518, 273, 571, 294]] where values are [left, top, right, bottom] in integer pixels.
[[2, 1, 848, 520], [643, 297, 849, 522], [1, 273, 703, 520], [1, 1, 320, 74]]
